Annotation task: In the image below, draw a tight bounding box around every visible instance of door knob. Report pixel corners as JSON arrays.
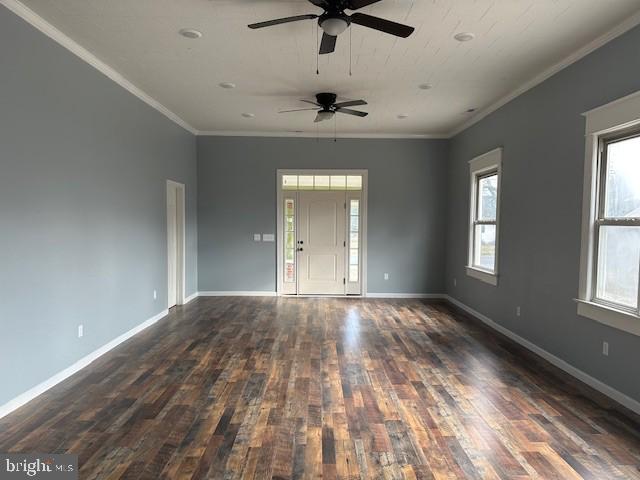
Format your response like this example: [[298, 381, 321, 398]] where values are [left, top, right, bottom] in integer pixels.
[[297, 247, 303, 252]]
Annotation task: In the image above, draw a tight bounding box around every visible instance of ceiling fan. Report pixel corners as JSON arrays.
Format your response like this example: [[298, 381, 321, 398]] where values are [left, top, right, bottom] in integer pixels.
[[248, 0, 415, 55], [280, 93, 368, 123]]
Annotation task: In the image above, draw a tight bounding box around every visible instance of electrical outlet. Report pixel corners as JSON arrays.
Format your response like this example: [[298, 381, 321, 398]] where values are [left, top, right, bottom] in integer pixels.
[[516, 306, 521, 317], [78, 325, 84, 338], [602, 341, 609, 356], [153, 290, 157, 300], [453, 278, 457, 287], [384, 273, 389, 280]]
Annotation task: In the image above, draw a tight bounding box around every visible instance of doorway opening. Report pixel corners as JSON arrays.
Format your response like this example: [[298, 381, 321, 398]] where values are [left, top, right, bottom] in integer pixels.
[[276, 170, 368, 296], [167, 180, 186, 308]]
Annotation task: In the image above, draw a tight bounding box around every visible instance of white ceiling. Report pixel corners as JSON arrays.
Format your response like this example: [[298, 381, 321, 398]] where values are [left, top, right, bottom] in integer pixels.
[[15, 0, 640, 136]]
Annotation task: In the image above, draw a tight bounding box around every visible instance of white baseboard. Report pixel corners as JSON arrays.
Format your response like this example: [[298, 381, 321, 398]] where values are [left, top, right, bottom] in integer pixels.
[[183, 291, 198, 304], [0, 309, 168, 420], [444, 295, 640, 416], [198, 291, 278, 297], [197, 292, 446, 299], [367, 293, 446, 299]]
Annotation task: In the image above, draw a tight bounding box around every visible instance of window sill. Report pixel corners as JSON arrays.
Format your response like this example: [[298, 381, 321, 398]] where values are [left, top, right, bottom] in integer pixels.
[[575, 299, 640, 337], [466, 266, 498, 286]]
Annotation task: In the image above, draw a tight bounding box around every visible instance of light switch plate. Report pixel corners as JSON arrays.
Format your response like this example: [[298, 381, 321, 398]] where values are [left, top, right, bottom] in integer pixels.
[[262, 234, 275, 242], [253, 234, 261, 242]]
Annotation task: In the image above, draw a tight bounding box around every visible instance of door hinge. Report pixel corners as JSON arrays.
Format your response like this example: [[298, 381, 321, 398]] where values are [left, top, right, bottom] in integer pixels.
[[344, 240, 346, 247], [343, 278, 346, 285], [344, 202, 347, 209]]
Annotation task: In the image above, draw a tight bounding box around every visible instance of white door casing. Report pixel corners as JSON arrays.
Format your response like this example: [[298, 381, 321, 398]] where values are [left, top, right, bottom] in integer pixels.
[[167, 180, 185, 308], [298, 191, 346, 295], [276, 169, 368, 297]]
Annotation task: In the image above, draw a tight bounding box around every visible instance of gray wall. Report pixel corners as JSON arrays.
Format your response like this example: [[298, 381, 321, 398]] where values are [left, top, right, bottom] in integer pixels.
[[446, 25, 640, 403], [0, 7, 197, 406], [198, 136, 448, 294]]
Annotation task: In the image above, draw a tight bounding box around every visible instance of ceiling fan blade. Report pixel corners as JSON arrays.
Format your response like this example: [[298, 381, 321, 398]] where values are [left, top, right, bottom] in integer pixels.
[[335, 107, 369, 117], [350, 12, 414, 38], [279, 108, 319, 113], [334, 99, 367, 108], [307, 0, 329, 7], [319, 32, 337, 55], [300, 99, 321, 106], [248, 14, 318, 29], [347, 0, 382, 10]]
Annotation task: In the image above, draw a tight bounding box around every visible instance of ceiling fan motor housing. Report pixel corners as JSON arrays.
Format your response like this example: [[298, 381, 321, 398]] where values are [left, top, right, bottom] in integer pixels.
[[316, 93, 338, 108]]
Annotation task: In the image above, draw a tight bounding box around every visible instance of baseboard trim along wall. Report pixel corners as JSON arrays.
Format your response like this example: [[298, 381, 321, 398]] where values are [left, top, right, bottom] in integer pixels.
[[198, 291, 278, 297], [444, 295, 640, 416], [0, 308, 169, 420], [199, 292, 444, 299], [184, 291, 199, 304]]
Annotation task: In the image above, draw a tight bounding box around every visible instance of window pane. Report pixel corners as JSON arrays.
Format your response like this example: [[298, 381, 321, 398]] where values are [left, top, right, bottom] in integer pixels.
[[474, 224, 496, 271], [282, 175, 298, 190], [285, 249, 295, 262], [477, 174, 498, 221], [285, 231, 295, 249], [350, 249, 359, 265], [350, 232, 359, 249], [285, 216, 294, 232], [330, 175, 346, 190], [285, 255, 295, 283], [284, 196, 296, 283], [350, 199, 359, 216], [347, 175, 362, 190], [604, 136, 640, 218], [350, 216, 359, 232], [596, 226, 640, 308], [314, 175, 330, 190], [285, 199, 294, 216], [349, 265, 359, 282], [298, 175, 314, 190]]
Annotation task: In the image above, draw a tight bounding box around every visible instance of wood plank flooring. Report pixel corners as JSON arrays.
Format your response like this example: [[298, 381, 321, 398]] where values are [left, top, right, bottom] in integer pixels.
[[1, 297, 639, 479]]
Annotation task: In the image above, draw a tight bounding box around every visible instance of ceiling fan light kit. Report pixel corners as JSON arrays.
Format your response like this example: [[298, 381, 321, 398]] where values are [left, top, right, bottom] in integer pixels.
[[320, 16, 350, 36], [315, 110, 335, 123]]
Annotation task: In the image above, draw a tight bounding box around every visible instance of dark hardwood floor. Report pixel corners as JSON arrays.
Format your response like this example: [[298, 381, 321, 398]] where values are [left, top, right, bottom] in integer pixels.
[[1, 297, 639, 479]]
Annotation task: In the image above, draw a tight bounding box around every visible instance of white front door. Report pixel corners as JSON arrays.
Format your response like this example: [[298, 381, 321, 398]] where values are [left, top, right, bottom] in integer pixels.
[[298, 191, 346, 295]]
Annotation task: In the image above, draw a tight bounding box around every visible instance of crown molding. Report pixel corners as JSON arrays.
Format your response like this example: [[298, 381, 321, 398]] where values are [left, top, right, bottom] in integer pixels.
[[1, 0, 197, 135], [448, 9, 640, 138], [196, 130, 449, 139]]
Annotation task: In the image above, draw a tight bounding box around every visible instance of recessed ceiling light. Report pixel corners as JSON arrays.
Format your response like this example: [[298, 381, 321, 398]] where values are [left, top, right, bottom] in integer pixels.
[[218, 82, 236, 89], [418, 83, 432, 90], [454, 32, 475, 42], [397, 114, 409, 119], [179, 28, 202, 39], [242, 113, 255, 118]]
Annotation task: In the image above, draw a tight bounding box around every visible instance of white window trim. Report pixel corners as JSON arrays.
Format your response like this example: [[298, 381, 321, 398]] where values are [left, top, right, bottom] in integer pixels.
[[577, 90, 640, 336], [467, 148, 502, 286]]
